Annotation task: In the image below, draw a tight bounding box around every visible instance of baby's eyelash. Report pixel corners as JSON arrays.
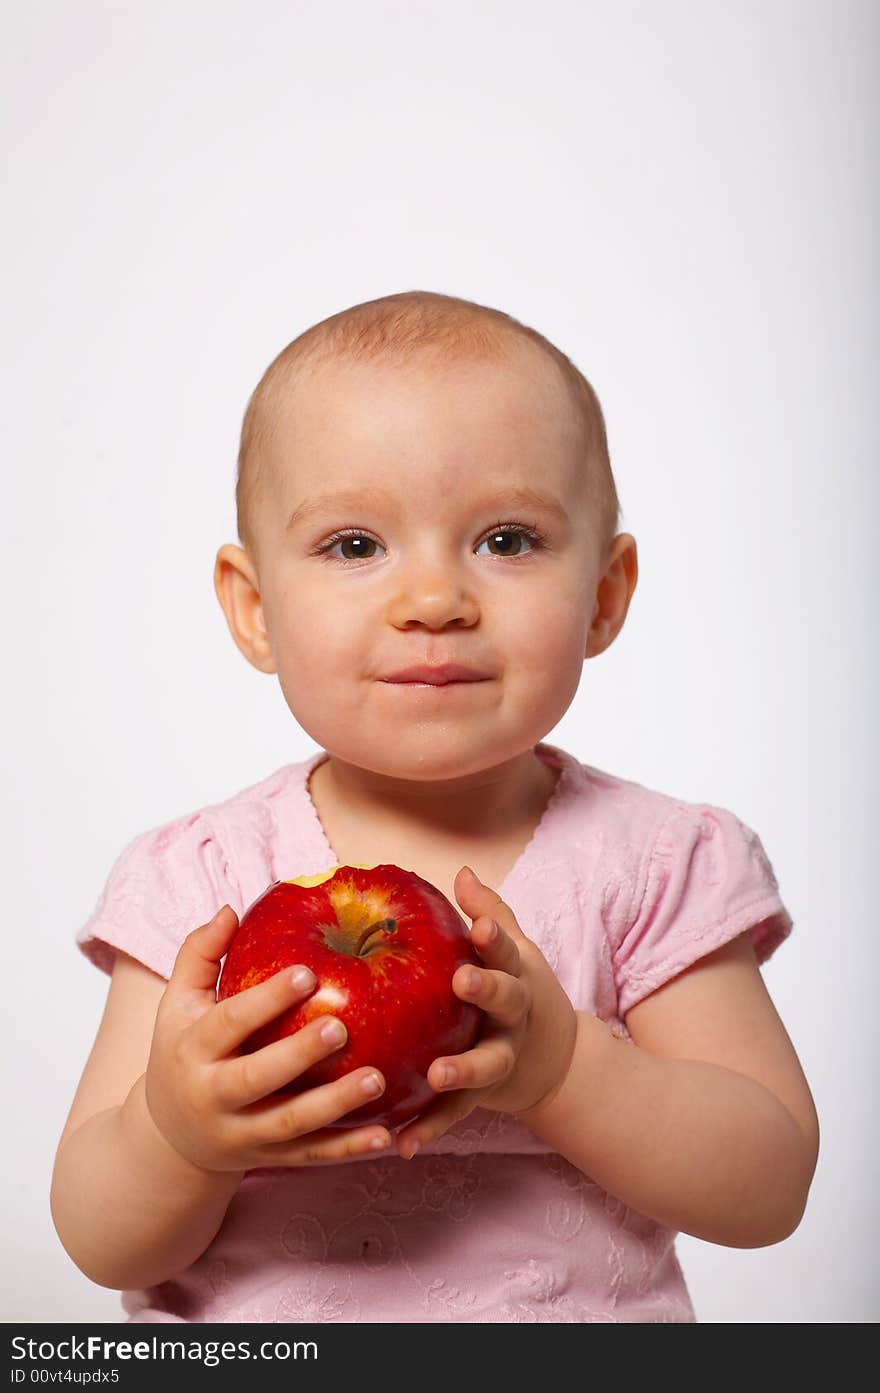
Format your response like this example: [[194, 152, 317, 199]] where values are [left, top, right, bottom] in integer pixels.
[[484, 519, 546, 550], [311, 527, 379, 560], [312, 520, 546, 561]]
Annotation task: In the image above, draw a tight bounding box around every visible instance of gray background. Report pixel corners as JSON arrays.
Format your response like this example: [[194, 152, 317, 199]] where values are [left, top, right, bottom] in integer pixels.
[[4, 0, 877, 1322]]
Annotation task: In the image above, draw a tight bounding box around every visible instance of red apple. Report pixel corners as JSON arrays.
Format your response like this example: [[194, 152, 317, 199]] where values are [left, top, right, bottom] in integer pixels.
[[216, 864, 482, 1130]]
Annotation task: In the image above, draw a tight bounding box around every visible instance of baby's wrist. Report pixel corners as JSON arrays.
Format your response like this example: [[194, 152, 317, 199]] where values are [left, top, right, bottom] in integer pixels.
[[515, 1011, 614, 1134], [122, 1076, 243, 1193]]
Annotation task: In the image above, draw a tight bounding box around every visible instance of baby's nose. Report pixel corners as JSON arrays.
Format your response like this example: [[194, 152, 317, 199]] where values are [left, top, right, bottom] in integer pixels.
[[384, 560, 480, 629]]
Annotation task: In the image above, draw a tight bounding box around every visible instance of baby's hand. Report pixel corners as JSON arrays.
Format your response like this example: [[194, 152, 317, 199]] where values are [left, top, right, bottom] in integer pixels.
[[394, 867, 577, 1159], [144, 906, 393, 1172]]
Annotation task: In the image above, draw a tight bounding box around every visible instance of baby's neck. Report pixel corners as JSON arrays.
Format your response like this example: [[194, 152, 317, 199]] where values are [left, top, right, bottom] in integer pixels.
[[310, 748, 558, 844]]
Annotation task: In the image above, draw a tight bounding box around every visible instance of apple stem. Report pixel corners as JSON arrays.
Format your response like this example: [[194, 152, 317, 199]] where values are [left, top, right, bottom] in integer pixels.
[[354, 918, 398, 956]]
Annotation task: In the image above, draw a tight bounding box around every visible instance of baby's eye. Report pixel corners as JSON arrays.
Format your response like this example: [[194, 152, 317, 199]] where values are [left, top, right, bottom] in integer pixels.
[[475, 525, 543, 558], [319, 532, 384, 563], [316, 522, 544, 564]]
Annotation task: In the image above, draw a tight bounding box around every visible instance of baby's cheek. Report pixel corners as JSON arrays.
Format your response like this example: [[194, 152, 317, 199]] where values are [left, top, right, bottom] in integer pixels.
[[275, 630, 398, 764]]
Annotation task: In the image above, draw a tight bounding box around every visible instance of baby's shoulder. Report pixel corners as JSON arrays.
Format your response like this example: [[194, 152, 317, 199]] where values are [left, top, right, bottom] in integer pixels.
[[105, 761, 309, 889], [565, 753, 761, 892], [196, 761, 306, 839], [572, 755, 704, 842]]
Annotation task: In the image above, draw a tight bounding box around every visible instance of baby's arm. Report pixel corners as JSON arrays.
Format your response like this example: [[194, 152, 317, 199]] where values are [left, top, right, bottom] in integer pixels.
[[397, 868, 819, 1249], [51, 950, 239, 1291], [51, 907, 392, 1291], [519, 931, 820, 1247]]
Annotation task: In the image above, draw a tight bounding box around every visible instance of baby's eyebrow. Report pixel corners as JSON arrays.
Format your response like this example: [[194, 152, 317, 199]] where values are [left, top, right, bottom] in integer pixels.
[[286, 487, 399, 531], [286, 485, 568, 531]]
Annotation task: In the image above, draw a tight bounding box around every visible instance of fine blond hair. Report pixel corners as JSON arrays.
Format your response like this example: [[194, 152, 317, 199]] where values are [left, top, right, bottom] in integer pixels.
[[235, 289, 622, 559]]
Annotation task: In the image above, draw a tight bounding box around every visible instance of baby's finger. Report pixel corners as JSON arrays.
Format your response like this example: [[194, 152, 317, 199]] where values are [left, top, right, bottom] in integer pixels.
[[215, 1013, 350, 1108], [196, 964, 318, 1060], [453, 962, 529, 1027], [453, 867, 528, 945], [168, 905, 241, 999], [427, 1033, 516, 1095], [262, 1123, 394, 1167], [238, 1065, 387, 1147], [395, 1089, 485, 1161], [467, 915, 523, 978]]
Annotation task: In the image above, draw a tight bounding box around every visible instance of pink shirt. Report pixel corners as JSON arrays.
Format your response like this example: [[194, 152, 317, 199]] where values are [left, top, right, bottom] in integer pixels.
[[76, 741, 793, 1323]]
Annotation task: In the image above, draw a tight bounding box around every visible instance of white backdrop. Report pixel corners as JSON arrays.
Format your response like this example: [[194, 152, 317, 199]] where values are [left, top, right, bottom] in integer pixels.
[[4, 0, 877, 1324]]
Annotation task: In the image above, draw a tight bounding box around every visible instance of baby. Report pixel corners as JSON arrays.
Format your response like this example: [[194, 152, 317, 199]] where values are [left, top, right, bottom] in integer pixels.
[[51, 290, 819, 1323]]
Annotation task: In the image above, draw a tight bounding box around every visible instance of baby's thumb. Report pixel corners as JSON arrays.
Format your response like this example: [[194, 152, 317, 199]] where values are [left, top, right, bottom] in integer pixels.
[[170, 904, 240, 995]]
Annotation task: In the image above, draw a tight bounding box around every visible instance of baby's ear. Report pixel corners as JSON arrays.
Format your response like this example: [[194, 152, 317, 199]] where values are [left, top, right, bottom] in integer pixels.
[[213, 543, 276, 674], [585, 533, 638, 659]]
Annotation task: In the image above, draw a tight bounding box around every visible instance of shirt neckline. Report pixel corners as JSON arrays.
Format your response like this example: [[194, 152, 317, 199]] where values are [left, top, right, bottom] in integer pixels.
[[292, 740, 579, 899]]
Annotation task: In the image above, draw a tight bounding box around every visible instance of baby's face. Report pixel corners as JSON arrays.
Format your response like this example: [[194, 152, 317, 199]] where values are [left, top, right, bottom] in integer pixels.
[[233, 349, 607, 782]]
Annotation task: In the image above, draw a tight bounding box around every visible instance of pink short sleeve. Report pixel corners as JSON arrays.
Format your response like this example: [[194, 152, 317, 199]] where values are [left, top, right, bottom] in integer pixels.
[[76, 813, 236, 981], [611, 803, 794, 1017]]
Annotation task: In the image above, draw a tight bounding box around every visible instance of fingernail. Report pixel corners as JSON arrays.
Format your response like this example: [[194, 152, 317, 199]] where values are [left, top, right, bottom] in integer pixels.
[[406, 1142, 421, 1160], [370, 1135, 391, 1151], [361, 1071, 383, 1097], [487, 918, 499, 942], [321, 1018, 346, 1044], [438, 1065, 456, 1087], [462, 967, 480, 994], [291, 966, 316, 991]]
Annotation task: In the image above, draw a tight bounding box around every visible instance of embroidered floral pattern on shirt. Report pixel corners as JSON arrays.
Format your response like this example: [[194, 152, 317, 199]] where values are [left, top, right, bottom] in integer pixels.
[[422, 1155, 482, 1220]]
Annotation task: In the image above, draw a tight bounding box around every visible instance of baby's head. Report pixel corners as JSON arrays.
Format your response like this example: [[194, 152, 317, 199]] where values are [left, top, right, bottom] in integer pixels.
[[215, 290, 637, 781], [235, 290, 622, 569]]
